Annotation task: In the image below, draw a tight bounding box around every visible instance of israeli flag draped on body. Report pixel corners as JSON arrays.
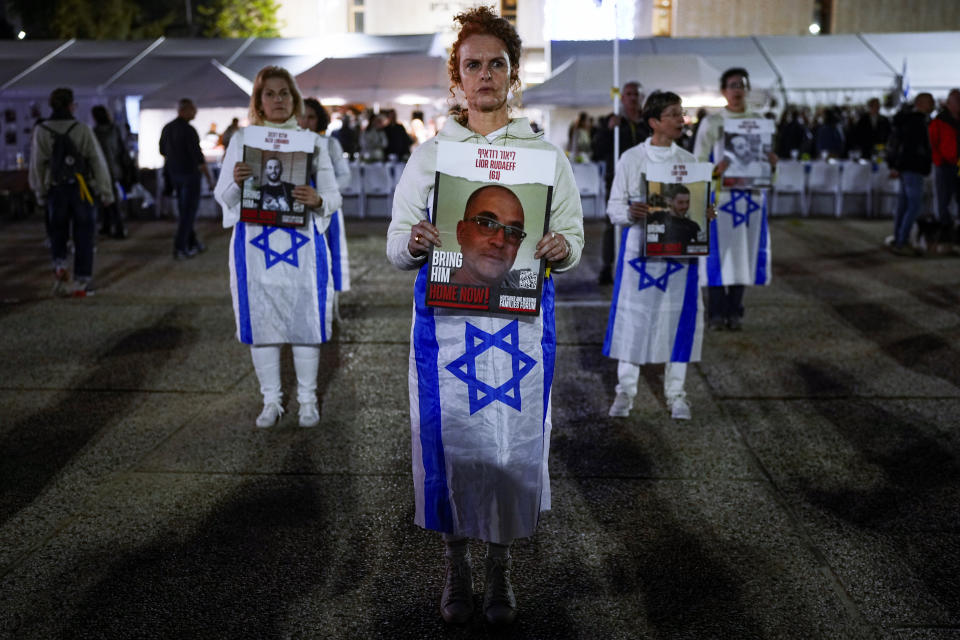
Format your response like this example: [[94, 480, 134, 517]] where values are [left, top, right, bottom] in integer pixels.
[[694, 111, 772, 288], [702, 187, 771, 286], [386, 117, 584, 544], [216, 123, 340, 346], [326, 210, 351, 292], [604, 140, 705, 365], [230, 217, 332, 344], [410, 269, 556, 543]]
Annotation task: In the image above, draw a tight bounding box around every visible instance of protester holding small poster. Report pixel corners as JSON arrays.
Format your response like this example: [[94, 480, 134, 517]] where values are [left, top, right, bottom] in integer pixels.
[[214, 66, 342, 429], [424, 141, 555, 315], [693, 67, 776, 331], [386, 6, 583, 626], [604, 91, 714, 422]]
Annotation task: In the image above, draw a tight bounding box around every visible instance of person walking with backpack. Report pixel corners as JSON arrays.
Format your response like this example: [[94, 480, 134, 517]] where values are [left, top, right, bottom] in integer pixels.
[[29, 87, 114, 297]]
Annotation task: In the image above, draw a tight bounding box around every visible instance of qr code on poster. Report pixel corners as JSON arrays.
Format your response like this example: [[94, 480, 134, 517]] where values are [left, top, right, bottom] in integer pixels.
[[519, 270, 538, 289]]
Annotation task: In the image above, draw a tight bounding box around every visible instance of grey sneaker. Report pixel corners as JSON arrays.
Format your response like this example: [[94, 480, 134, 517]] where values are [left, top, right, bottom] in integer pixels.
[[726, 315, 742, 331], [670, 398, 692, 420], [298, 402, 320, 428], [483, 556, 516, 625], [608, 392, 633, 417], [255, 402, 283, 428], [440, 554, 474, 624]]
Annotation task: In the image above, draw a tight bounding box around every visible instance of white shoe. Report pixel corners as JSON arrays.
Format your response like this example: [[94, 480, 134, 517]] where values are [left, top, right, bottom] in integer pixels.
[[608, 392, 633, 417], [298, 402, 320, 427], [670, 398, 692, 420], [255, 402, 283, 428]]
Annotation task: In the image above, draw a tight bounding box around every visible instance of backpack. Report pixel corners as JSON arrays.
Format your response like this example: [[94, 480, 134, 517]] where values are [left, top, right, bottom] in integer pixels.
[[41, 122, 88, 185]]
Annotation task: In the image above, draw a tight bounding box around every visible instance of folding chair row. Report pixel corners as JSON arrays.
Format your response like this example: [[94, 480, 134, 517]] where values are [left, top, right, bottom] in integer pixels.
[[340, 161, 405, 218], [570, 161, 606, 219], [772, 160, 881, 218]]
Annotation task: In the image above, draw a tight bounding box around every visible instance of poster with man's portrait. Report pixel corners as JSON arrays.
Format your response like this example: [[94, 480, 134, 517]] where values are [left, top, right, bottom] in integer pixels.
[[426, 141, 555, 316], [644, 162, 713, 257], [240, 125, 314, 227], [720, 118, 775, 189]]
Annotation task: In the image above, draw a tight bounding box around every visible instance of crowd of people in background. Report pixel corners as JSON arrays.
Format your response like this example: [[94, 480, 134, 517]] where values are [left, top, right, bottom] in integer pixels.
[[569, 89, 960, 261], [568, 93, 957, 164]]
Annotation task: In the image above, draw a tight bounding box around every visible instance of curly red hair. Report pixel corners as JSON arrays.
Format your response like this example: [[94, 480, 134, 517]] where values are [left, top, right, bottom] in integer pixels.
[[447, 6, 523, 119]]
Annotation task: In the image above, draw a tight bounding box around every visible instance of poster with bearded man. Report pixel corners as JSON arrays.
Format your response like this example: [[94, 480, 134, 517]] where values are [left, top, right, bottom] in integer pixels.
[[425, 141, 555, 316], [240, 125, 314, 227]]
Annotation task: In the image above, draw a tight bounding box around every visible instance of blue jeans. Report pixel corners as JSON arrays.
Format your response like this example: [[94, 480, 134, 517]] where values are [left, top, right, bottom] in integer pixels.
[[893, 171, 925, 248], [171, 172, 201, 252], [47, 183, 96, 279], [934, 164, 959, 242]]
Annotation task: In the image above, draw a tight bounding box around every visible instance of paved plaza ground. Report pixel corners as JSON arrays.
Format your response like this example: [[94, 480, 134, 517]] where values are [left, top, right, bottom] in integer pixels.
[[1, 214, 958, 639]]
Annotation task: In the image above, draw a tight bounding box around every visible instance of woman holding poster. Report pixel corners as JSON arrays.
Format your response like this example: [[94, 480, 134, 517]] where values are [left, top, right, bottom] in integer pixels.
[[386, 6, 583, 626], [604, 91, 714, 422], [214, 66, 342, 429], [299, 98, 352, 305], [693, 67, 776, 331]]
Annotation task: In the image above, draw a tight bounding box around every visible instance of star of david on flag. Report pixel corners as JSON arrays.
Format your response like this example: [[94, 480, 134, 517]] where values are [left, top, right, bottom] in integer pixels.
[[250, 226, 311, 269], [445, 320, 537, 415], [628, 257, 684, 292], [719, 189, 760, 227]]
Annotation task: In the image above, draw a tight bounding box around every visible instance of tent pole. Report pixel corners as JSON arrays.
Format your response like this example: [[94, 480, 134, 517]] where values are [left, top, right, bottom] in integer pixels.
[[225, 36, 257, 69], [99, 37, 167, 93], [613, 0, 620, 162], [0, 39, 75, 93], [751, 36, 788, 110]]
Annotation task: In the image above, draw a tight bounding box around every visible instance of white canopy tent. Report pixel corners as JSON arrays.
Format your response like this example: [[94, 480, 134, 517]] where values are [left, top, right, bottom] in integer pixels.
[[140, 59, 252, 109], [544, 32, 960, 109], [295, 54, 449, 106], [533, 32, 960, 150], [0, 34, 446, 169], [523, 53, 723, 107], [2, 31, 959, 169]]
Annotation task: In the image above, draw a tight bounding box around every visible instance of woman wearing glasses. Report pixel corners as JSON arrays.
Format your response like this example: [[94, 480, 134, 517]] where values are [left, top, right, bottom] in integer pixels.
[[386, 6, 583, 626]]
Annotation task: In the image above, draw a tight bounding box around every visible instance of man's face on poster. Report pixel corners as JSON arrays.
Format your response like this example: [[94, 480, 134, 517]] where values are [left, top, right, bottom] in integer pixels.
[[265, 157, 282, 183], [455, 185, 525, 287], [669, 192, 690, 218], [731, 135, 751, 163]]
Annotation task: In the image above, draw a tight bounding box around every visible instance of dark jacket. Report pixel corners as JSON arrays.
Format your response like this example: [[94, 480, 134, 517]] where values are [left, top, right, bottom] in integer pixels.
[[159, 117, 204, 177], [887, 109, 932, 175], [384, 122, 413, 159], [592, 116, 650, 193], [851, 112, 891, 158]]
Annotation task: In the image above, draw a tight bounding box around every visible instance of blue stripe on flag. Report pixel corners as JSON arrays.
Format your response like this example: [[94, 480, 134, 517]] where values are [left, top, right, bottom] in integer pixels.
[[235, 223, 253, 344], [706, 217, 722, 286], [755, 195, 769, 285], [413, 266, 453, 533], [314, 224, 329, 343], [671, 261, 699, 361], [540, 276, 556, 424], [327, 211, 344, 291], [602, 225, 631, 357]]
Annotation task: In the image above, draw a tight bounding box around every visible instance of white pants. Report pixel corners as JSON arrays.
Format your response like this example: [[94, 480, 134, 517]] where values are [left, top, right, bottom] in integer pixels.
[[615, 361, 687, 403], [249, 344, 320, 405]]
